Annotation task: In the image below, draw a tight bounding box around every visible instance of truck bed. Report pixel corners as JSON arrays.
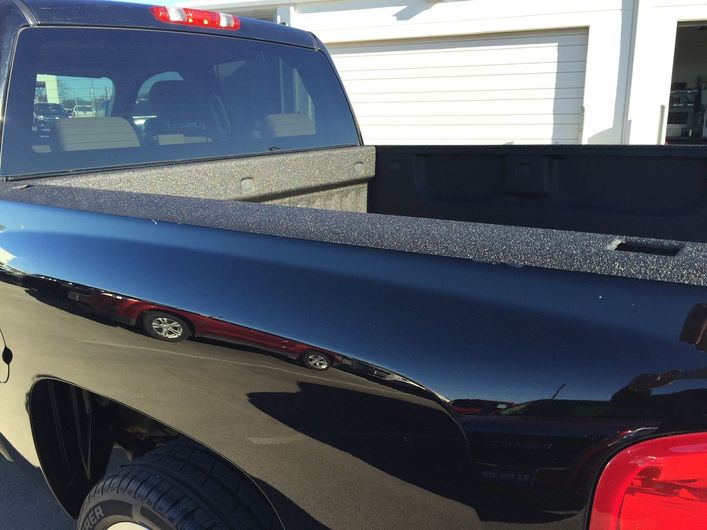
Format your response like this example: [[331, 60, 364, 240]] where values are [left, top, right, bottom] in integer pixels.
[[372, 145, 707, 243], [2, 144, 706, 286]]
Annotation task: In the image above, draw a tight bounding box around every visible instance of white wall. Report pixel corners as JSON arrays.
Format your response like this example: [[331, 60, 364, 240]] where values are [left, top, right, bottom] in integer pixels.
[[36, 74, 60, 104]]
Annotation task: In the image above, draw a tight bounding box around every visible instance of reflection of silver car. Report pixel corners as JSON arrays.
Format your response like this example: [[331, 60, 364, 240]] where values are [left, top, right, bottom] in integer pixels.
[[72, 105, 96, 118]]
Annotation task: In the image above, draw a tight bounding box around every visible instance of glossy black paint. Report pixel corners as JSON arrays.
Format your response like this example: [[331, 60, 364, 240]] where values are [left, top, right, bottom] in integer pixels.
[[1, 199, 706, 529]]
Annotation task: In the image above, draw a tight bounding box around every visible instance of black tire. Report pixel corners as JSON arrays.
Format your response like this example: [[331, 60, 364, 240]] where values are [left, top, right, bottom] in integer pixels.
[[77, 438, 279, 530], [300, 351, 331, 371], [141, 312, 191, 342]]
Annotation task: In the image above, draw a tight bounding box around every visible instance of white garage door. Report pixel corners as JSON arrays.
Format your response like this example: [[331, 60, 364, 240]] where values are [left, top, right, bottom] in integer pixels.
[[327, 30, 588, 145]]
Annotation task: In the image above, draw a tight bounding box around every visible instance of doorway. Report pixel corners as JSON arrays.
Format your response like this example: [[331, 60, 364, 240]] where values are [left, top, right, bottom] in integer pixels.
[[666, 24, 707, 144]]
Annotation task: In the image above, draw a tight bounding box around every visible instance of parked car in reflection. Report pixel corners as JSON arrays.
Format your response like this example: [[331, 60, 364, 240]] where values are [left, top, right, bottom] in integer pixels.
[[450, 399, 514, 416], [72, 104, 96, 118], [33, 102, 70, 134], [67, 287, 342, 370]]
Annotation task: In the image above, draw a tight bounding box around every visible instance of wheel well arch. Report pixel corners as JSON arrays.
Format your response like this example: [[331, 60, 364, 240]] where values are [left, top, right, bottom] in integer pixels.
[[28, 378, 270, 519]]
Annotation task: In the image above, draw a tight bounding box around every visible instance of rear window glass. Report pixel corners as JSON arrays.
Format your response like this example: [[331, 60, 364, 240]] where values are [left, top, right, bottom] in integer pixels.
[[1, 27, 360, 178]]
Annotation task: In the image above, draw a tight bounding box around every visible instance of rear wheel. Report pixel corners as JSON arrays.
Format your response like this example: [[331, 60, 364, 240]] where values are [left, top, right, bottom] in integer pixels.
[[300, 351, 331, 371], [140, 312, 190, 342], [77, 438, 279, 530]]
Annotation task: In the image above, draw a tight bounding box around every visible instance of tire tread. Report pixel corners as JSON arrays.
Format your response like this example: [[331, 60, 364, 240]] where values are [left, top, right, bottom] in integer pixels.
[[78, 438, 278, 530]]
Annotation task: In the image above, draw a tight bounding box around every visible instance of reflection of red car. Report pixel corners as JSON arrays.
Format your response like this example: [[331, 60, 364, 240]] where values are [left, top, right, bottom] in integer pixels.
[[67, 289, 341, 370], [450, 399, 514, 416]]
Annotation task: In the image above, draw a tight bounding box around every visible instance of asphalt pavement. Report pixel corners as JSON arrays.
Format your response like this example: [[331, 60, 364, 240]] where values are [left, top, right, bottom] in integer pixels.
[[0, 449, 74, 530]]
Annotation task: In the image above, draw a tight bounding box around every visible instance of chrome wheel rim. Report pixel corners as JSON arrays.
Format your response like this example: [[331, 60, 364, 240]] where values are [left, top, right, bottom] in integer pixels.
[[306, 352, 329, 369], [106, 523, 149, 529], [151, 316, 183, 339]]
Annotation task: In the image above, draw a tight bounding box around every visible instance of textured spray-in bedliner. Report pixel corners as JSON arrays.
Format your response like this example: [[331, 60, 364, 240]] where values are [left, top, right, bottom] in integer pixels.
[[30, 146, 375, 213], [1, 183, 705, 287]]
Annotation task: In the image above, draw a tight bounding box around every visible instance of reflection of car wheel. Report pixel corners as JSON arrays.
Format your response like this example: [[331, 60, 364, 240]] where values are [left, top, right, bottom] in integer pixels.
[[140, 311, 190, 342], [77, 439, 277, 530], [301, 351, 331, 370]]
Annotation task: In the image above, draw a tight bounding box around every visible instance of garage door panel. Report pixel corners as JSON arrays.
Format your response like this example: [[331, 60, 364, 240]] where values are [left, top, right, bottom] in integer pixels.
[[331, 32, 588, 58], [329, 30, 588, 145], [368, 138, 568, 145], [334, 45, 588, 72], [348, 87, 586, 103], [355, 99, 584, 117], [364, 124, 581, 143], [338, 61, 587, 81], [343, 72, 587, 94], [360, 114, 581, 126]]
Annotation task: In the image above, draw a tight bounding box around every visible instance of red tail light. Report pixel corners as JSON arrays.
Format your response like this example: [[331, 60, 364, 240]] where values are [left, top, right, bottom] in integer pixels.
[[151, 6, 240, 30], [589, 432, 707, 530]]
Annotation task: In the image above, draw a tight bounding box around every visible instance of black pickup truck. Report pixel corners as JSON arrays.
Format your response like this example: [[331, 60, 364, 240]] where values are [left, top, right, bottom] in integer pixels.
[[1, 1, 706, 529]]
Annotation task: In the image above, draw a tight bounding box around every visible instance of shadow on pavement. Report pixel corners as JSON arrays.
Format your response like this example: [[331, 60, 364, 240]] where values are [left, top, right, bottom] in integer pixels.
[[0, 433, 74, 530]]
